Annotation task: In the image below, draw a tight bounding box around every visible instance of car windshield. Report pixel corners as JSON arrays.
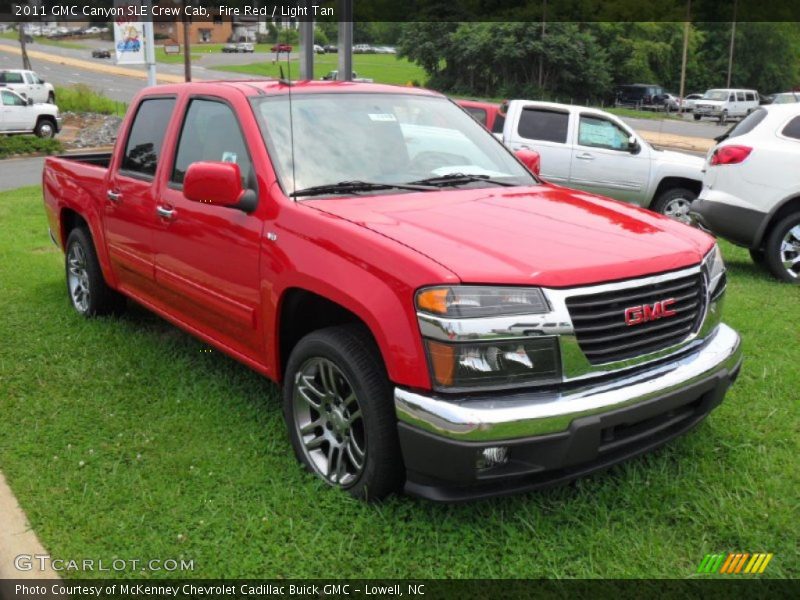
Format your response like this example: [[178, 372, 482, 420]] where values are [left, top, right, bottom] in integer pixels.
[[704, 90, 728, 101], [252, 92, 536, 196]]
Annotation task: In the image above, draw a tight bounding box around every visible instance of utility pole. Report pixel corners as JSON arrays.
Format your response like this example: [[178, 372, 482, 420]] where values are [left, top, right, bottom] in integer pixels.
[[678, 0, 691, 111], [726, 0, 737, 88], [338, 0, 353, 82], [538, 0, 547, 89], [183, 0, 192, 82], [18, 23, 32, 70], [143, 0, 157, 87]]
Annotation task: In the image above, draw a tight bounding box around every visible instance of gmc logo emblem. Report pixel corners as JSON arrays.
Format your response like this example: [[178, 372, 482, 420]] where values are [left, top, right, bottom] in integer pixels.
[[624, 299, 677, 326]]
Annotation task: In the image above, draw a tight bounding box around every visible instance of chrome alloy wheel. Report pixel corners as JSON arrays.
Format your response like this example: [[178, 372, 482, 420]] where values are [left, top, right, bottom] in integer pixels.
[[780, 225, 800, 279], [293, 357, 366, 487], [67, 242, 90, 313], [663, 197, 693, 224]]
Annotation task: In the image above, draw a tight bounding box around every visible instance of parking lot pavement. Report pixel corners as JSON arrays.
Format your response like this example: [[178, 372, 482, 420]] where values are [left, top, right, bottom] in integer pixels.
[[0, 156, 45, 192]]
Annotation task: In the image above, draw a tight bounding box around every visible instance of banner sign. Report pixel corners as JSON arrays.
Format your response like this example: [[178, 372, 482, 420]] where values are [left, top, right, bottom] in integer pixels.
[[113, 3, 145, 65]]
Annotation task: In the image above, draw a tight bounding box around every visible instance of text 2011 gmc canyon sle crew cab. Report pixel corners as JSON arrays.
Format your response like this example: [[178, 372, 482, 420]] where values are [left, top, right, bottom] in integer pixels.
[[43, 81, 742, 501]]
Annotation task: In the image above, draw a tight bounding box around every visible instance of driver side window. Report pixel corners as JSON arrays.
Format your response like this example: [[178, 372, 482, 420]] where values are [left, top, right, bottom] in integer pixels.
[[578, 115, 630, 151], [1, 91, 25, 106]]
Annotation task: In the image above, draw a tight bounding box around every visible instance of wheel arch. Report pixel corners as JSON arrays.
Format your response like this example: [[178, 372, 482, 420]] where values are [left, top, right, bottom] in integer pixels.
[[650, 176, 702, 208], [754, 194, 800, 249]]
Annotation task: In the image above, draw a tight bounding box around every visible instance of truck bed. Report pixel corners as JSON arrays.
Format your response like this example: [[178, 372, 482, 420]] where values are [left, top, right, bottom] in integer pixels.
[[55, 152, 113, 168]]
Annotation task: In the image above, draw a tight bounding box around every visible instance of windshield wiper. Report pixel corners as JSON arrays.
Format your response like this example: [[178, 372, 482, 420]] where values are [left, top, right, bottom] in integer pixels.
[[406, 173, 516, 187], [292, 180, 435, 198]]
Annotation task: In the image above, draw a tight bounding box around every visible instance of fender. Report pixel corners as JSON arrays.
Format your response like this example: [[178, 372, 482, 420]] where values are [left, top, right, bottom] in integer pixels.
[[753, 192, 800, 248]]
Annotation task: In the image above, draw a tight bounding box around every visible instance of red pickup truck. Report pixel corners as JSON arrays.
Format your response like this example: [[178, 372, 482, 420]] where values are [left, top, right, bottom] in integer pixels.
[[43, 81, 742, 501]]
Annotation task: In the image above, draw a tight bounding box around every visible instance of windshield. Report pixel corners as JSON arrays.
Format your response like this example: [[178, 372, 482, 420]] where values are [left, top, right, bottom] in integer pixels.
[[704, 90, 729, 101], [252, 93, 536, 195]]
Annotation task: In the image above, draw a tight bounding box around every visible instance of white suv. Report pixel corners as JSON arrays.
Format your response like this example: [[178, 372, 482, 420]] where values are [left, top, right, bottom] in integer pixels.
[[690, 104, 800, 282], [0, 69, 56, 105], [693, 89, 759, 123], [0, 88, 62, 138]]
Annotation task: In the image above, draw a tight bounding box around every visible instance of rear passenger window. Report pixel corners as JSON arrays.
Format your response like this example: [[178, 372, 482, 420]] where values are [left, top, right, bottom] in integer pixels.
[[782, 116, 800, 140], [171, 99, 253, 187], [121, 98, 176, 178], [746, 92, 756, 101], [518, 108, 569, 143], [736, 92, 745, 101], [1, 72, 24, 84], [726, 108, 767, 139]]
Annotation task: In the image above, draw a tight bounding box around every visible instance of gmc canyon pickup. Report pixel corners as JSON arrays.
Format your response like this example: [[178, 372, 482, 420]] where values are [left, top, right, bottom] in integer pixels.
[[43, 81, 742, 501]]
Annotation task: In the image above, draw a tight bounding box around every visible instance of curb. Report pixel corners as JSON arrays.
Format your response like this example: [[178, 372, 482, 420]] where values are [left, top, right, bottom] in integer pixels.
[[0, 470, 59, 580]]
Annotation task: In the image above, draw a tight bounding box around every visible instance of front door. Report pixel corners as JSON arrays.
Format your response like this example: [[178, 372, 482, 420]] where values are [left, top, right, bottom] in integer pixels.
[[0, 90, 33, 131], [569, 113, 651, 204], [154, 97, 264, 358]]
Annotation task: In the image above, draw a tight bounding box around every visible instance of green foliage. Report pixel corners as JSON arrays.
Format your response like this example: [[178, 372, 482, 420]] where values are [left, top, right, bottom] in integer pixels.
[[54, 85, 127, 116], [0, 135, 62, 158]]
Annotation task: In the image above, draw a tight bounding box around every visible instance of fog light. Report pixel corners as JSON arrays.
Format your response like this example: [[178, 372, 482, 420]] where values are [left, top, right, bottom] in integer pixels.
[[477, 446, 509, 470]]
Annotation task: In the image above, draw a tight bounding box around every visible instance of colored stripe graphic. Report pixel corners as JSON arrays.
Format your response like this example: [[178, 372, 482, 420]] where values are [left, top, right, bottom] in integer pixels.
[[697, 553, 773, 574]]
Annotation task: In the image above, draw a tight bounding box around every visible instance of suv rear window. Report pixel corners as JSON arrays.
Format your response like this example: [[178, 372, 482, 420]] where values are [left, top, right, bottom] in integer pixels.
[[518, 108, 569, 143], [725, 108, 767, 139], [121, 98, 176, 177], [782, 116, 800, 140]]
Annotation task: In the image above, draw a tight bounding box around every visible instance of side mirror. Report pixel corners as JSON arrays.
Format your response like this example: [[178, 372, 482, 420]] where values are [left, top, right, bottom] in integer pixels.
[[184, 161, 251, 209], [628, 135, 641, 154], [27, 97, 34, 106], [514, 148, 541, 177]]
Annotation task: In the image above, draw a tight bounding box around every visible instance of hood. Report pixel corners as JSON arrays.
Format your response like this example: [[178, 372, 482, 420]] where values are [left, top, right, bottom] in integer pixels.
[[305, 185, 714, 288]]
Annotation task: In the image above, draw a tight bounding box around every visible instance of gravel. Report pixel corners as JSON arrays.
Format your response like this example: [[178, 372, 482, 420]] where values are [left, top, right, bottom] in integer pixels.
[[62, 112, 123, 149]]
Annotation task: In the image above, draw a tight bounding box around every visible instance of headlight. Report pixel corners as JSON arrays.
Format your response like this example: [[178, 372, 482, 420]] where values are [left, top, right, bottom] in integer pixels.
[[703, 244, 726, 300], [416, 286, 549, 318], [416, 285, 559, 391]]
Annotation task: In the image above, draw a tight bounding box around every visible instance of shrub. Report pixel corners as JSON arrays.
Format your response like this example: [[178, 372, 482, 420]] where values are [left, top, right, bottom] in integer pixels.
[[55, 85, 127, 116], [0, 135, 63, 159]]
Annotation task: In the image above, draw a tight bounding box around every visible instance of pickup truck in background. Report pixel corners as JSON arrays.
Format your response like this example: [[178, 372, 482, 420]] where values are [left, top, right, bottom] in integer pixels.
[[1, 88, 62, 138], [0, 69, 56, 104], [500, 100, 706, 223], [43, 81, 741, 501]]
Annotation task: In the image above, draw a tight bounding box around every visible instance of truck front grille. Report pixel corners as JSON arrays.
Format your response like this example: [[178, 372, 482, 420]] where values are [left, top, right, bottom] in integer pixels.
[[565, 272, 705, 365]]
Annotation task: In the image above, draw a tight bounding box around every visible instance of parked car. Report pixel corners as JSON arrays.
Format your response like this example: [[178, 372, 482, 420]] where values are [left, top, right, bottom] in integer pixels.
[[0, 88, 61, 137], [661, 93, 682, 112], [353, 44, 373, 53], [221, 43, 238, 53], [682, 93, 704, 112], [374, 46, 397, 54], [693, 89, 759, 122], [455, 99, 505, 136], [500, 100, 705, 222], [313, 44, 326, 54], [236, 43, 254, 53], [91, 49, 111, 59], [271, 44, 292, 54], [690, 104, 800, 283], [42, 81, 740, 501], [0, 70, 55, 104], [615, 84, 665, 107], [770, 92, 800, 105], [323, 44, 338, 53], [320, 70, 373, 83]]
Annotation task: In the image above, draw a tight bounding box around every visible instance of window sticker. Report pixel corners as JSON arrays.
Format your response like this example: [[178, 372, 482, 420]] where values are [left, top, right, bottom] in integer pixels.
[[368, 113, 397, 122]]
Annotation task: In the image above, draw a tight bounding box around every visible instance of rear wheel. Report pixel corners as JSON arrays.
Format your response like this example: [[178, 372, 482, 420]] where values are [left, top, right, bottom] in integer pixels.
[[651, 187, 697, 224], [693, 114, 701, 121], [283, 324, 404, 500], [764, 213, 800, 283], [718, 110, 728, 125], [65, 228, 126, 316], [34, 118, 55, 139]]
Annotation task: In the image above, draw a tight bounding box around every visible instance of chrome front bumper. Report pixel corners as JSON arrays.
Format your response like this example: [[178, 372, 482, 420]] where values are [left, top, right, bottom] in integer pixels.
[[395, 323, 741, 443]]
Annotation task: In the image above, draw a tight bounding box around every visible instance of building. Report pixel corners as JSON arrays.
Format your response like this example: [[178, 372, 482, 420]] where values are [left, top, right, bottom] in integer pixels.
[[152, 3, 232, 44]]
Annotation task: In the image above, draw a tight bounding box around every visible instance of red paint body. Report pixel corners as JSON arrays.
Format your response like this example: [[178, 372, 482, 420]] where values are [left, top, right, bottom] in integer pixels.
[[455, 99, 503, 132], [183, 161, 244, 206], [42, 81, 714, 391]]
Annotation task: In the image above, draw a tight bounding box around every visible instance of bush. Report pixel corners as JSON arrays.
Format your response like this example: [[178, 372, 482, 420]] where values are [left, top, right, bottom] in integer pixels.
[[0, 135, 63, 158], [55, 84, 127, 116]]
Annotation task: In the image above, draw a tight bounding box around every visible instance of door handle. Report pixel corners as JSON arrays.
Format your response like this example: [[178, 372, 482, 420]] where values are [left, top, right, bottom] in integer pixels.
[[106, 190, 122, 203], [156, 205, 176, 220], [576, 153, 595, 160]]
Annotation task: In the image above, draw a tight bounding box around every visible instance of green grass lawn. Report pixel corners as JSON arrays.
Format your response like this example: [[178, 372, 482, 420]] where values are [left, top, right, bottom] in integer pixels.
[[213, 54, 426, 86], [0, 185, 797, 579], [0, 31, 88, 50]]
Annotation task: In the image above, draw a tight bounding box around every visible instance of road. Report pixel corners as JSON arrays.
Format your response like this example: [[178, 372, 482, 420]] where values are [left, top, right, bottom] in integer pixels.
[[0, 156, 44, 192]]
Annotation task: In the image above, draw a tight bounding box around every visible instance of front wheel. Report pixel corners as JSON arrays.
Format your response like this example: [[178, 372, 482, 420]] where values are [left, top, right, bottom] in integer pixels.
[[693, 114, 701, 121], [651, 187, 697, 224], [34, 118, 55, 139], [65, 228, 126, 316], [764, 213, 800, 283], [283, 324, 404, 501]]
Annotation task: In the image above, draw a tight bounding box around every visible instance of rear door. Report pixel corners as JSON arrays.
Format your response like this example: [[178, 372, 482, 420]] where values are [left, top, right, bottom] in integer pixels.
[[505, 104, 572, 184], [569, 112, 650, 203], [153, 96, 264, 358], [105, 96, 177, 296]]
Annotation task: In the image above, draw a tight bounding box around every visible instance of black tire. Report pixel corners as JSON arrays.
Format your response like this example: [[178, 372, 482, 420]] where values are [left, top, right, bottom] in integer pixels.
[[718, 110, 728, 125], [651, 187, 698, 224], [47, 92, 55, 104], [693, 114, 701, 121], [34, 118, 56, 139], [749, 248, 766, 266], [764, 213, 800, 283], [65, 227, 126, 316], [282, 324, 404, 501]]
